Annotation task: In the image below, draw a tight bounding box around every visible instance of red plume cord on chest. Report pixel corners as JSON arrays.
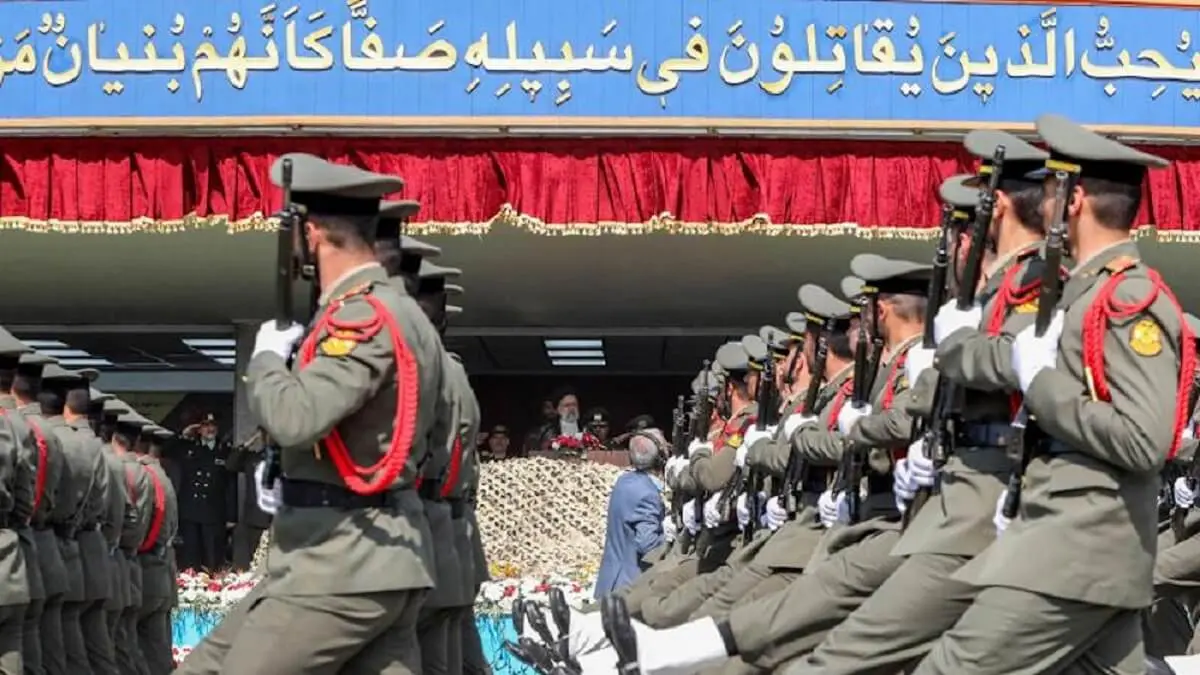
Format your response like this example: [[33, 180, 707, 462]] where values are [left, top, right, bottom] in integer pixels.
[[298, 295, 420, 496], [987, 261, 1043, 417], [825, 380, 855, 432], [1082, 268, 1196, 460], [24, 417, 49, 514]]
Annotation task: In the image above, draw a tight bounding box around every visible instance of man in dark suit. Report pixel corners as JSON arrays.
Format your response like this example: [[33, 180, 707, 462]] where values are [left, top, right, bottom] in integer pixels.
[[173, 414, 237, 571], [593, 429, 669, 598]]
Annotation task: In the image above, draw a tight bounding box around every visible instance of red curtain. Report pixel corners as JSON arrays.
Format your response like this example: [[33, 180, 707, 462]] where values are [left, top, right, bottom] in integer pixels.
[[0, 136, 1197, 237]]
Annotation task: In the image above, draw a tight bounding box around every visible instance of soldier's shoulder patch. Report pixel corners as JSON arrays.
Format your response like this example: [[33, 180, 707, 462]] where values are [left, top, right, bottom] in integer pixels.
[[1013, 299, 1038, 314], [319, 336, 358, 358], [727, 434, 743, 449], [1129, 318, 1163, 357]]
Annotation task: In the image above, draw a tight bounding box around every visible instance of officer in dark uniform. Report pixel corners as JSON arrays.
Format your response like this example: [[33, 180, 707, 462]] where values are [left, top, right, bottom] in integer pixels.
[[174, 414, 237, 571]]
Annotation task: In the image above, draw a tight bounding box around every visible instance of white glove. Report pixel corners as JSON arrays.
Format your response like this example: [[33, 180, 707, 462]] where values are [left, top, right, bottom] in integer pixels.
[[739, 428, 774, 470], [1175, 476, 1197, 510], [1183, 422, 1196, 443], [908, 439, 937, 487], [664, 456, 687, 483], [687, 439, 712, 458], [837, 403, 872, 436], [734, 444, 749, 469], [905, 346, 936, 383], [252, 321, 305, 360], [818, 489, 849, 528], [933, 300, 983, 344], [1011, 311, 1065, 393], [892, 457, 918, 502], [662, 516, 678, 543], [703, 492, 724, 529], [783, 413, 818, 439], [253, 461, 280, 515], [681, 500, 699, 534], [764, 496, 788, 530], [735, 494, 751, 530], [993, 490, 1012, 536]]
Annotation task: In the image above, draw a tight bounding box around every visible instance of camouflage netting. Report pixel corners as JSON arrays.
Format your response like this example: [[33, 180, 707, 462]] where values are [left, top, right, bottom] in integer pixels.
[[476, 457, 624, 578], [249, 457, 626, 578]]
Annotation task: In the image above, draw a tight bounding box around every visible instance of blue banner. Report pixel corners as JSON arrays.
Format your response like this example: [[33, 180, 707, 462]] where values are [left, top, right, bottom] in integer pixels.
[[1, 0, 1198, 127]]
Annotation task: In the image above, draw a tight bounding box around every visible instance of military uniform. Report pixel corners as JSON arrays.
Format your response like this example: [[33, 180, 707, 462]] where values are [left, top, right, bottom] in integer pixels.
[[174, 431, 236, 572], [135, 433, 179, 675], [11, 355, 71, 675], [798, 133, 1054, 674], [224, 439, 272, 572], [0, 328, 35, 675], [179, 154, 443, 675], [914, 115, 1188, 674], [90, 396, 134, 670]]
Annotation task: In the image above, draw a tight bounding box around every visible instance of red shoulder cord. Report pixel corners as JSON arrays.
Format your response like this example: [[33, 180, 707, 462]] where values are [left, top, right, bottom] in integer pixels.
[[24, 419, 49, 514], [1082, 263, 1196, 460], [439, 435, 464, 499], [986, 258, 1043, 417], [297, 287, 420, 496], [715, 414, 755, 454], [825, 379, 856, 432], [137, 465, 166, 554], [879, 352, 908, 411]]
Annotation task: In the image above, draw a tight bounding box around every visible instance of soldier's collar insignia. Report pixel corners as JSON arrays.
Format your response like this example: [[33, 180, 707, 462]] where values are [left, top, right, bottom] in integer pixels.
[[727, 434, 743, 448], [1014, 299, 1038, 314], [1129, 318, 1163, 357]]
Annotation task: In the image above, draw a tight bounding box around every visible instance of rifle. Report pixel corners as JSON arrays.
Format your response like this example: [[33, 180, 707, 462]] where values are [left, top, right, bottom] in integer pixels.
[[781, 319, 832, 516], [1169, 368, 1200, 542], [690, 361, 713, 544], [669, 395, 688, 531], [261, 158, 308, 490], [842, 305, 873, 524], [743, 354, 776, 543], [1002, 169, 1072, 519], [904, 147, 1005, 525]]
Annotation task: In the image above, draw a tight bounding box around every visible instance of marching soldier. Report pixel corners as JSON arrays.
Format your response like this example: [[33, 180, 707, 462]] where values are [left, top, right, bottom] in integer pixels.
[[0, 330, 43, 675], [910, 114, 1191, 674], [109, 412, 153, 675], [0, 329, 34, 675], [798, 130, 1053, 674], [40, 365, 110, 675], [11, 354, 71, 675], [178, 154, 443, 674], [133, 426, 179, 675]]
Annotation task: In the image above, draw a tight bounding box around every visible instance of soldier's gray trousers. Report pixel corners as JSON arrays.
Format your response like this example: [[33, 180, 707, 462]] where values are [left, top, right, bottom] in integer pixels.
[[461, 608, 492, 675], [0, 604, 23, 675], [178, 584, 428, 675], [726, 528, 904, 671], [136, 596, 172, 675], [911, 586, 1144, 675], [1146, 530, 1200, 658], [416, 605, 460, 675], [39, 595, 64, 675], [788, 553, 974, 675], [22, 599, 41, 675], [116, 606, 147, 675], [60, 601, 88, 672], [81, 598, 118, 675]]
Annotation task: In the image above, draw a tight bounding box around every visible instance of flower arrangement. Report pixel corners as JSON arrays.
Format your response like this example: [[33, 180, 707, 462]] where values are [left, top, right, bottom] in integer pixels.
[[475, 574, 596, 617], [175, 569, 258, 613], [173, 646, 193, 665], [550, 433, 603, 455]]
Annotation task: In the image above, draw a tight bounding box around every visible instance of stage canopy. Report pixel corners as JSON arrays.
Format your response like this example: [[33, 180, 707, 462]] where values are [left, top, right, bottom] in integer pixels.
[[2, 136, 1199, 242]]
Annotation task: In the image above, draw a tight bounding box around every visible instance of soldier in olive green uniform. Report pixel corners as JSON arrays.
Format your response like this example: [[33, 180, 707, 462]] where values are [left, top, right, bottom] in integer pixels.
[[40, 365, 115, 675], [108, 414, 153, 675], [11, 354, 71, 675], [0, 330, 34, 674], [85, 393, 135, 665], [637, 342, 759, 628], [0, 330, 44, 675], [180, 154, 442, 675], [912, 115, 1191, 674], [133, 426, 179, 675], [796, 131, 1053, 674]]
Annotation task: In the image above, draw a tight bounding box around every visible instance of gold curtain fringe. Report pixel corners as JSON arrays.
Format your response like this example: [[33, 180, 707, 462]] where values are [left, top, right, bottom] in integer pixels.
[[2, 206, 1200, 242]]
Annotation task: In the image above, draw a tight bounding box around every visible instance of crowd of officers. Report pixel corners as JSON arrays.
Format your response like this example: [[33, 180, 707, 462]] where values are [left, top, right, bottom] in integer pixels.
[[0, 334, 180, 675], [171, 154, 490, 675], [508, 116, 1200, 675]]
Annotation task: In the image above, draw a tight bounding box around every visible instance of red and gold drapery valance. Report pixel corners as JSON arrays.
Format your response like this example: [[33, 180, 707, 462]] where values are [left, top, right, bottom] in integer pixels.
[[2, 135, 1199, 241]]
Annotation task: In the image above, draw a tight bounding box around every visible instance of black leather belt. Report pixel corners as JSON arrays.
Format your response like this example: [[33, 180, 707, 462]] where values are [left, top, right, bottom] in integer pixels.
[[447, 498, 466, 520], [52, 523, 75, 538], [281, 478, 403, 510], [417, 480, 444, 502], [955, 422, 1016, 448]]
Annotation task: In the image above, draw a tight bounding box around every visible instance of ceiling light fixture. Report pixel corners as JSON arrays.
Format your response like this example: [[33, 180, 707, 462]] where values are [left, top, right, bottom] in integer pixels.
[[183, 338, 237, 349], [198, 349, 238, 359], [213, 357, 237, 366], [545, 349, 606, 359], [543, 339, 603, 350], [22, 340, 69, 349], [37, 349, 92, 359], [57, 358, 114, 367], [550, 359, 607, 367]]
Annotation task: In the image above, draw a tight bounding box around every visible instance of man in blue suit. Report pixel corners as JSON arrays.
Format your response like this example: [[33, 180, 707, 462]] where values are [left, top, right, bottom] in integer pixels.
[[594, 430, 671, 598]]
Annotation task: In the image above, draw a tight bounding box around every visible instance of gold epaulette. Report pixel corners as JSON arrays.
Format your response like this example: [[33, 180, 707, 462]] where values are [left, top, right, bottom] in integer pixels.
[[332, 282, 374, 304], [1104, 256, 1139, 275]]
